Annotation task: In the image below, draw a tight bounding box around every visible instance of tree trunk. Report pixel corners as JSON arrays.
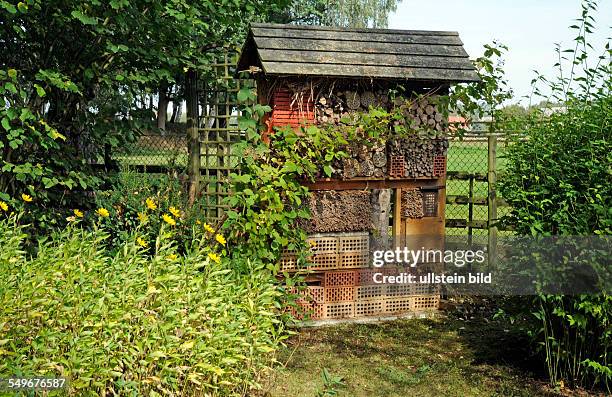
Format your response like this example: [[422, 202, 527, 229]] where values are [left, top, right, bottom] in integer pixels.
[[170, 101, 182, 123], [157, 83, 169, 132]]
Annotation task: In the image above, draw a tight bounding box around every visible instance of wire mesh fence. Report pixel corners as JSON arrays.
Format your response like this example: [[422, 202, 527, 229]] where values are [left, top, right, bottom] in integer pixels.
[[115, 132, 188, 171], [446, 129, 512, 238]]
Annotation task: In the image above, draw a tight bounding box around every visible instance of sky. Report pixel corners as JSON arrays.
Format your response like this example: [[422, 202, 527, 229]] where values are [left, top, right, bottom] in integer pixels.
[[388, 0, 612, 104]]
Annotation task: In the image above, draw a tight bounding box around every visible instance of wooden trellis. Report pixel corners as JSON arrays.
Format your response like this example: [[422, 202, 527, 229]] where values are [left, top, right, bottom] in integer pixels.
[[188, 51, 253, 222]]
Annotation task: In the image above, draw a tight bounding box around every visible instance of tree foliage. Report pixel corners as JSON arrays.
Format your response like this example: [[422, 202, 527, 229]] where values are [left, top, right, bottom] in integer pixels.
[[271, 0, 400, 28], [0, 0, 287, 218]]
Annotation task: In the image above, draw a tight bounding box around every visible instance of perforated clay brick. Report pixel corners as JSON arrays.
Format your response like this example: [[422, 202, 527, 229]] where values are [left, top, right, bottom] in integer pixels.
[[280, 250, 297, 271], [413, 283, 440, 295], [386, 284, 414, 296], [389, 155, 406, 177], [356, 285, 386, 300], [323, 302, 355, 319], [307, 235, 339, 254], [323, 271, 357, 287], [412, 295, 439, 311], [357, 269, 381, 285], [383, 297, 413, 314], [324, 286, 355, 303], [308, 253, 339, 270], [356, 300, 384, 317], [297, 286, 324, 304], [433, 155, 446, 177], [339, 252, 369, 268], [338, 232, 369, 253]]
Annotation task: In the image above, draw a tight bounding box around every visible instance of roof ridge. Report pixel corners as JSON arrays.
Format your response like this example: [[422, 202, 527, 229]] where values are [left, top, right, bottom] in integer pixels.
[[250, 22, 459, 36]]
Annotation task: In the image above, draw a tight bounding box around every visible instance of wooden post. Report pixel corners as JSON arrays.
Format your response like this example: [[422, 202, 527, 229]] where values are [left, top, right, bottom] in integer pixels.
[[186, 70, 200, 206], [487, 132, 498, 268], [468, 175, 474, 243], [392, 188, 402, 247]]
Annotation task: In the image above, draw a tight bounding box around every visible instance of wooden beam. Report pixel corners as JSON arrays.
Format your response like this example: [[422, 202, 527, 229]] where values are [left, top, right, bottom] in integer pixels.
[[393, 188, 402, 240], [262, 62, 480, 82], [258, 49, 475, 70], [303, 178, 445, 191], [446, 171, 488, 181], [186, 70, 200, 206], [254, 37, 469, 57], [252, 27, 463, 46], [488, 133, 498, 268], [445, 219, 488, 229]]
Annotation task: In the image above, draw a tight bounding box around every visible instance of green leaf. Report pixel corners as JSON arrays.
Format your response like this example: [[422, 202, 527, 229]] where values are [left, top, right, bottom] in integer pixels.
[[70, 10, 98, 25], [1, 117, 10, 132], [4, 82, 17, 94], [34, 84, 46, 97], [237, 88, 251, 103]]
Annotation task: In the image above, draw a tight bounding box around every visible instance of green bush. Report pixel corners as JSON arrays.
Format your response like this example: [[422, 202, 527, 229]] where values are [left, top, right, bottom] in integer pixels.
[[0, 215, 288, 396], [498, 1, 611, 390]]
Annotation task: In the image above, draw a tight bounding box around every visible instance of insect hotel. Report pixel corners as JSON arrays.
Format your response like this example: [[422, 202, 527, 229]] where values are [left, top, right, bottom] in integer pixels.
[[237, 23, 479, 322]]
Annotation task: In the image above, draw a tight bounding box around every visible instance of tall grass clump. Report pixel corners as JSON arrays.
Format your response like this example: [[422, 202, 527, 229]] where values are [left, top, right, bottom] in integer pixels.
[[499, 0, 611, 391], [0, 215, 288, 396]]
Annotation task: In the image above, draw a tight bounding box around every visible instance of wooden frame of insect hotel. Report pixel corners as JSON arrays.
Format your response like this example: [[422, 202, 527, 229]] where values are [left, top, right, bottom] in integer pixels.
[[237, 23, 479, 322]]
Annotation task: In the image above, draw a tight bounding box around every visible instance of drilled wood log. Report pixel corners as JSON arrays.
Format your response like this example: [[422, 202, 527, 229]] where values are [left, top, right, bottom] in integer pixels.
[[372, 150, 387, 167], [346, 91, 361, 110], [359, 159, 375, 177], [361, 90, 376, 109]]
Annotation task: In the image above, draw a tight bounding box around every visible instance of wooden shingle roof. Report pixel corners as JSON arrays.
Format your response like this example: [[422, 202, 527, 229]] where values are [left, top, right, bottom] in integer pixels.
[[237, 23, 480, 83]]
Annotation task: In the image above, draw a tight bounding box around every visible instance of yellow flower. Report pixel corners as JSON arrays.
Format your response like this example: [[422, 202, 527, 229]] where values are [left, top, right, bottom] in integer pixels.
[[96, 208, 110, 218], [136, 237, 148, 248], [203, 223, 215, 234], [0, 201, 8, 211], [65, 216, 76, 222], [215, 234, 226, 246], [169, 206, 181, 218], [137, 211, 148, 223], [195, 220, 201, 225], [166, 254, 177, 260], [21, 193, 32, 202], [73, 209, 84, 218], [162, 213, 176, 226], [208, 252, 221, 264], [145, 197, 157, 210]]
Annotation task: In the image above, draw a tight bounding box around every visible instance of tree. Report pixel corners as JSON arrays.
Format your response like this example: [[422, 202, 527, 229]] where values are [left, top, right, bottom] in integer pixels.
[[0, 0, 288, 211], [270, 0, 400, 28]]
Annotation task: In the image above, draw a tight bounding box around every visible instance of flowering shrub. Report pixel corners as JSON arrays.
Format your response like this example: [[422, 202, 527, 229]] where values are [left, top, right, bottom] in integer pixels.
[[0, 215, 288, 396]]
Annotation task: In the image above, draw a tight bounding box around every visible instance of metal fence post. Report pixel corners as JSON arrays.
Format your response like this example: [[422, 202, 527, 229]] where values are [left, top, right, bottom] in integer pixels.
[[487, 130, 498, 268], [186, 70, 200, 206]]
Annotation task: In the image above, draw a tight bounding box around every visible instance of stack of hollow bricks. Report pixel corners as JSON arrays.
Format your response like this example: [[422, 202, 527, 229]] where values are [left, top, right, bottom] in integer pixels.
[[273, 88, 442, 321]]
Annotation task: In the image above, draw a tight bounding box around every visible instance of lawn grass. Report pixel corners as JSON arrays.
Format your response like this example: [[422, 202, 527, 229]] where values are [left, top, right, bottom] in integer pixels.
[[264, 307, 556, 397]]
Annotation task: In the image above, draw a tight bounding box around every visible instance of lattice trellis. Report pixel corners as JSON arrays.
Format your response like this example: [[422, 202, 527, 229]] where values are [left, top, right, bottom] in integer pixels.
[[198, 50, 253, 222]]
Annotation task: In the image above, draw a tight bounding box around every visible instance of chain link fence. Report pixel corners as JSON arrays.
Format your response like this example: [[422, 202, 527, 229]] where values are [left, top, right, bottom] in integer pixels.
[[446, 127, 511, 238]]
